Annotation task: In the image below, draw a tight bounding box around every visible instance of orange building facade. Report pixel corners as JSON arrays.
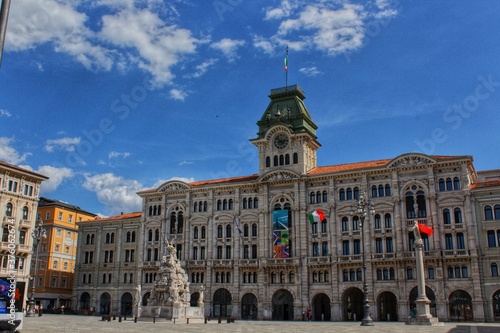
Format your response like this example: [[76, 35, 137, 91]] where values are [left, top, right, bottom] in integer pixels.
[[33, 197, 96, 311]]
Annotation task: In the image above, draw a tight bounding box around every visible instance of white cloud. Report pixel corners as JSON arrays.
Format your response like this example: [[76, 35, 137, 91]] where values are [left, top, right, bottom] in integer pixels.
[[108, 151, 131, 159], [0, 137, 31, 164], [7, 0, 113, 71], [37, 165, 74, 193], [299, 66, 323, 77], [259, 1, 399, 56], [178, 161, 194, 166], [0, 109, 12, 117], [169, 88, 189, 101], [211, 38, 245, 62], [185, 58, 217, 78], [264, 0, 299, 20], [99, 7, 198, 86], [44, 137, 81, 152], [83, 173, 143, 215], [7, 0, 199, 86]]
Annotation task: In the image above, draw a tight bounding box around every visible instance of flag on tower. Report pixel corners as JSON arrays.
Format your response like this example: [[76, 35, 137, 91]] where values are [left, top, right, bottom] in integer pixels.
[[418, 223, 433, 236], [307, 209, 325, 224]]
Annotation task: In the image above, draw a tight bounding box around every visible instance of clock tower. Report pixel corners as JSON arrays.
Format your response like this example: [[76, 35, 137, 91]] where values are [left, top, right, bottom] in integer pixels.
[[250, 84, 321, 176]]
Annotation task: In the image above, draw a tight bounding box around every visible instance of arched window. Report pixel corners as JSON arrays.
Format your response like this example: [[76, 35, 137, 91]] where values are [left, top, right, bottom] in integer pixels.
[[356, 268, 362, 281], [385, 213, 392, 229], [454, 265, 461, 278], [217, 200, 222, 211], [485, 205, 493, 220], [279, 155, 284, 165], [447, 266, 454, 278], [352, 216, 359, 231], [443, 209, 451, 224], [343, 269, 349, 282], [372, 185, 378, 198], [153, 205, 157, 215], [223, 199, 227, 210], [454, 208, 462, 223], [446, 178, 453, 191], [252, 224, 257, 237], [439, 178, 445, 191], [428, 266, 435, 279], [374, 214, 381, 229], [354, 187, 359, 200], [322, 190, 328, 203], [148, 229, 153, 242], [226, 224, 232, 238], [377, 268, 382, 280], [378, 185, 384, 197], [253, 198, 258, 208], [157, 206, 161, 215], [266, 156, 271, 167], [273, 155, 278, 166], [242, 198, 247, 209], [148, 206, 153, 216], [389, 267, 395, 280], [342, 217, 349, 232], [293, 153, 298, 164], [5, 203, 13, 217], [495, 205, 500, 220], [201, 226, 206, 239], [491, 263, 499, 277], [170, 212, 176, 233], [194, 202, 198, 212], [349, 269, 355, 281], [453, 177, 460, 190], [155, 229, 160, 241], [383, 268, 389, 280], [177, 212, 184, 233], [339, 189, 346, 201], [461, 265, 468, 278], [193, 227, 198, 239], [285, 154, 290, 165], [407, 267, 413, 280], [228, 199, 234, 210], [217, 225, 223, 238], [22, 206, 29, 220], [346, 188, 352, 200], [385, 184, 391, 196], [309, 192, 315, 204], [316, 191, 321, 203], [243, 224, 249, 237]]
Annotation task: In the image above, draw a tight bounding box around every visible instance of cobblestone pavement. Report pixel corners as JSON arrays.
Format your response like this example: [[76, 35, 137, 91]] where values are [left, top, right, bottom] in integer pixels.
[[19, 314, 500, 333]]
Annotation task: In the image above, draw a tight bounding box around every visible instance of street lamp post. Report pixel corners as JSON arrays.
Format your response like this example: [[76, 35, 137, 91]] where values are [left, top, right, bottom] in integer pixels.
[[355, 192, 375, 326], [26, 220, 47, 317]]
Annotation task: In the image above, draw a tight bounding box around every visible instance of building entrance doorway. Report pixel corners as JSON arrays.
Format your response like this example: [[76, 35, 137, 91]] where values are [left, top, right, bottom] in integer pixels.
[[272, 289, 294, 320], [312, 293, 331, 321]]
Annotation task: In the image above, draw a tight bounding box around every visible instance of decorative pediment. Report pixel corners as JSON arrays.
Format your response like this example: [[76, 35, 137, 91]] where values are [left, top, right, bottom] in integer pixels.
[[158, 181, 190, 193], [259, 170, 300, 182], [387, 153, 436, 169]]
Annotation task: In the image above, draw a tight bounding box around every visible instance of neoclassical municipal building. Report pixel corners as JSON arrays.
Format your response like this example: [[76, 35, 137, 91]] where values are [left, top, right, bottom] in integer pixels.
[[73, 84, 500, 322]]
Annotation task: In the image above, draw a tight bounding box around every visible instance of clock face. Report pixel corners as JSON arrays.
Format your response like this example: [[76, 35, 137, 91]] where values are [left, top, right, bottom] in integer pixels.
[[273, 134, 289, 149]]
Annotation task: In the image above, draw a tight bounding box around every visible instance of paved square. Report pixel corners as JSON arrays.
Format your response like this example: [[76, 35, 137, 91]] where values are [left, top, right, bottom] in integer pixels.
[[19, 314, 500, 333]]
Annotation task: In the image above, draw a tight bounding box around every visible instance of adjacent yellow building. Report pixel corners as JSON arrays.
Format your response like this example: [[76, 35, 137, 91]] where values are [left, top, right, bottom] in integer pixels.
[[34, 197, 97, 311]]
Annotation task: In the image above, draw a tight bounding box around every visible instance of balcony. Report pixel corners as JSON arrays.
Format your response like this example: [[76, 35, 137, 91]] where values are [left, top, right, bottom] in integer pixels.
[[443, 249, 469, 257], [185, 260, 207, 267], [17, 244, 31, 254], [372, 253, 395, 260], [307, 257, 330, 264], [20, 219, 32, 228], [404, 218, 429, 227], [238, 259, 259, 266], [338, 255, 362, 262]]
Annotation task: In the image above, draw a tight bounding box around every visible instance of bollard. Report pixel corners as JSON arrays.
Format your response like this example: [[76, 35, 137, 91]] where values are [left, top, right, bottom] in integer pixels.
[[205, 317, 208, 324], [134, 317, 137, 323], [227, 317, 230, 323], [218, 317, 221, 324], [119, 316, 122, 322], [113, 316, 116, 320], [187, 318, 189, 324], [153, 317, 155, 323]]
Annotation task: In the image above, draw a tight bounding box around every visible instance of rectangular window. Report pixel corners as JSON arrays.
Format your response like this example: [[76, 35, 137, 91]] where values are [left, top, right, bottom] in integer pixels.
[[56, 229, 61, 237], [53, 260, 58, 269], [46, 212, 50, 220], [376, 238, 383, 253], [487, 230, 496, 248], [51, 277, 57, 287], [217, 246, 222, 259], [200, 247, 205, 260], [456, 233, 465, 250], [342, 240, 350, 256], [353, 239, 361, 255], [68, 215, 73, 223], [386, 238, 393, 253], [243, 245, 249, 259], [252, 245, 257, 259], [58, 212, 63, 220], [445, 234, 454, 250]]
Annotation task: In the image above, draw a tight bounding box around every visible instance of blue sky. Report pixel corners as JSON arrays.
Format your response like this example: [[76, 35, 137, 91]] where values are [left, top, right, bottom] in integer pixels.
[[1, 0, 499, 216]]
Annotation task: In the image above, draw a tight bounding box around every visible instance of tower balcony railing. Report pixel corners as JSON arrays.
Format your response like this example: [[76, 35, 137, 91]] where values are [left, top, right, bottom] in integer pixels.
[[404, 217, 429, 227]]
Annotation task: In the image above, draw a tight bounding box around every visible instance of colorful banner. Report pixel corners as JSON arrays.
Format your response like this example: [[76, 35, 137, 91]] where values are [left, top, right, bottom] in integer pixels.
[[273, 210, 289, 258]]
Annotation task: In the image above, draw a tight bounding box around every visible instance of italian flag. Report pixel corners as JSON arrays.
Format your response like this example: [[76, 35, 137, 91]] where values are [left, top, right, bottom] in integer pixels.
[[307, 209, 325, 224], [284, 55, 288, 72], [418, 223, 433, 236]]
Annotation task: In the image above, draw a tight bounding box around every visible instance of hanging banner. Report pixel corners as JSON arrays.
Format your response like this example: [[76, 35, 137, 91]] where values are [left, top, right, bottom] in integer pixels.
[[273, 210, 289, 258]]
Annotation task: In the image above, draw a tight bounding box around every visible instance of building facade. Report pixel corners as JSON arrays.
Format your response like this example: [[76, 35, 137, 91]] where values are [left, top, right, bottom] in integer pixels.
[[73, 84, 500, 322], [32, 197, 97, 311], [73, 212, 142, 315], [0, 160, 48, 313]]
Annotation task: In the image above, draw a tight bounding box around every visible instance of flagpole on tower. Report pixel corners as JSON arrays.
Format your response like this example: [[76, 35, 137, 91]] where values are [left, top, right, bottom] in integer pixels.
[[284, 45, 289, 90]]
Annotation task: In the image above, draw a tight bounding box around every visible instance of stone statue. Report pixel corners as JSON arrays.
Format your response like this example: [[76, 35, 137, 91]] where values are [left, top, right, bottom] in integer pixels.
[[413, 221, 422, 242], [198, 286, 205, 306]]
